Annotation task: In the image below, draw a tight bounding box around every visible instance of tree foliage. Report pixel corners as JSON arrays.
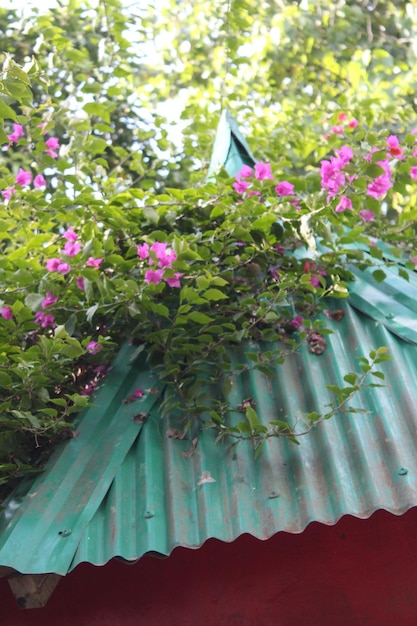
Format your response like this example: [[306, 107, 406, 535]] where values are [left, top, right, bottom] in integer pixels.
[[0, 0, 416, 497]]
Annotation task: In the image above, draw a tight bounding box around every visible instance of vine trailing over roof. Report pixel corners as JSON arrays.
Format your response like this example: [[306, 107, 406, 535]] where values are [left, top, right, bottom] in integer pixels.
[[2, 9, 417, 496]]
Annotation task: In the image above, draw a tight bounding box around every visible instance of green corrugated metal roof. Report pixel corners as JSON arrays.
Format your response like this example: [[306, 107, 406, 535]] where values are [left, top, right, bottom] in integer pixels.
[[2, 111, 417, 576], [207, 109, 256, 178]]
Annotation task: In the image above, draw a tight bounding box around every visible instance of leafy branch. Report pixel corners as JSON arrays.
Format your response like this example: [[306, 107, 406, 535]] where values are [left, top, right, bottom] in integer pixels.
[[209, 347, 391, 457]]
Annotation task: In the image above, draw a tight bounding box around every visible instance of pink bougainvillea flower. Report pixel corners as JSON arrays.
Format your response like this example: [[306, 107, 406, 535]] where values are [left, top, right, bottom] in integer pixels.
[[254, 162, 274, 180], [275, 181, 294, 196], [269, 266, 279, 280], [137, 243, 150, 259], [57, 262, 71, 275], [35, 311, 56, 328], [359, 209, 375, 222], [337, 112, 347, 122], [348, 119, 358, 129], [158, 252, 177, 268], [376, 160, 392, 178], [248, 190, 261, 197], [33, 174, 47, 189], [410, 256, 417, 265], [122, 387, 145, 403], [155, 248, 176, 268], [76, 276, 85, 291], [86, 341, 102, 355], [7, 123, 24, 144], [86, 257, 103, 269], [1, 186, 16, 201], [366, 175, 392, 199], [15, 168, 32, 187], [46, 258, 71, 274], [389, 146, 404, 158], [336, 145, 354, 164], [44, 136, 60, 158], [144, 268, 165, 285], [386, 134, 403, 158], [411, 167, 417, 180], [80, 381, 98, 396], [43, 314, 56, 328], [164, 272, 183, 288], [320, 157, 345, 197], [387, 135, 400, 148], [290, 315, 304, 329], [63, 241, 81, 257], [335, 195, 353, 212], [1, 306, 13, 320], [63, 227, 78, 242], [41, 291, 58, 308], [233, 179, 249, 194], [331, 125, 344, 135], [150, 242, 167, 256], [150, 242, 176, 269], [46, 258, 62, 272], [310, 276, 321, 287], [237, 164, 253, 179]]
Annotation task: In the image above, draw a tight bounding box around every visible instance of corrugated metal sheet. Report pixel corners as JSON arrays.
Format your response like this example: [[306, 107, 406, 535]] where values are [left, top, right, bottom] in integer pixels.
[[69, 296, 417, 571], [2, 289, 417, 575], [1, 111, 417, 577], [207, 109, 256, 178]]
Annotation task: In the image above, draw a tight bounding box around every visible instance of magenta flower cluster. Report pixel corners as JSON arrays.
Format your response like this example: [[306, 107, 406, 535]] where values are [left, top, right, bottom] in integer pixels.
[[1, 123, 60, 201], [2, 169, 47, 201], [328, 112, 358, 137], [6, 123, 60, 158], [233, 162, 295, 201], [86, 341, 103, 355], [303, 260, 327, 288], [320, 145, 354, 201], [137, 242, 183, 288], [317, 133, 415, 222], [46, 227, 103, 277]]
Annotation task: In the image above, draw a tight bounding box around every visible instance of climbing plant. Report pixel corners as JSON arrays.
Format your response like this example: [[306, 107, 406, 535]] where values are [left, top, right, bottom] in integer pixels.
[[1, 0, 417, 497]]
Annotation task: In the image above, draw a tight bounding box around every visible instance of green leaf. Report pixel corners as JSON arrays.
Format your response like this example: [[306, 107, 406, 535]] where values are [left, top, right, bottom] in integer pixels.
[[86, 137, 108, 155], [0, 372, 13, 386], [187, 312, 214, 324], [371, 371, 385, 379], [203, 288, 228, 301], [398, 267, 410, 282], [366, 164, 386, 178], [343, 373, 358, 385], [0, 99, 17, 122], [86, 303, 99, 323], [372, 269, 386, 284], [24, 293, 44, 310], [245, 406, 259, 429]]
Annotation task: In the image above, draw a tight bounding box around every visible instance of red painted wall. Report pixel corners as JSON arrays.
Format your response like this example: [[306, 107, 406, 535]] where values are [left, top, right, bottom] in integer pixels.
[[2, 508, 417, 626]]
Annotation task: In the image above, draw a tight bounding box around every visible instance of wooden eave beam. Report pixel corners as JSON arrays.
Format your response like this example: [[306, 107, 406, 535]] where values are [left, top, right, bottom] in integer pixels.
[[7, 572, 61, 609]]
